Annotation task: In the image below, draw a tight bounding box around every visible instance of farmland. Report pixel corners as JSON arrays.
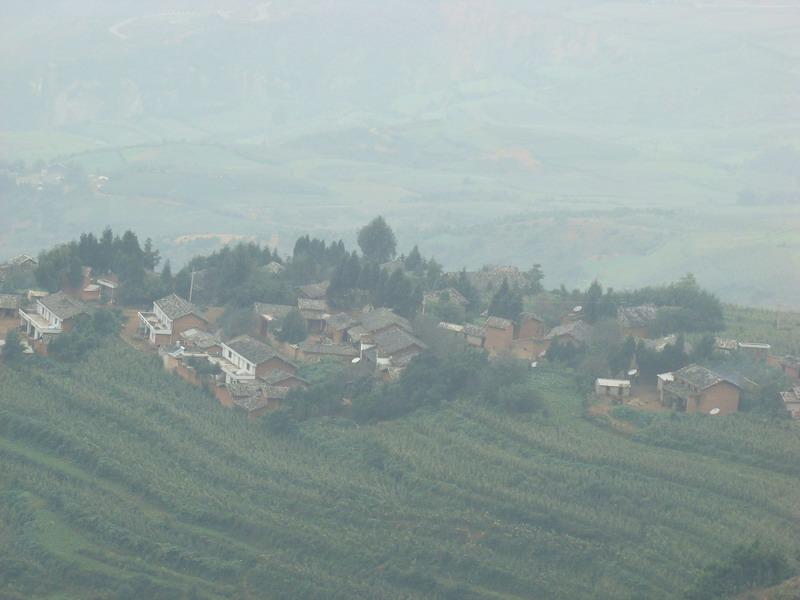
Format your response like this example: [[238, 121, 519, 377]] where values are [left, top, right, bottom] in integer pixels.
[[1, 343, 799, 599]]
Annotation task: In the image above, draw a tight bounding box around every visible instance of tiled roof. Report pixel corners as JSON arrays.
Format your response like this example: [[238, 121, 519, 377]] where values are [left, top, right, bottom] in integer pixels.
[[260, 370, 307, 386], [371, 327, 427, 357], [0, 293, 20, 310], [359, 308, 411, 334], [325, 312, 357, 331], [424, 288, 468, 306], [298, 342, 359, 357], [254, 303, 294, 319], [225, 335, 286, 365], [780, 387, 800, 405], [180, 328, 221, 349], [298, 281, 330, 299], [520, 311, 545, 323], [673, 364, 734, 390], [297, 298, 328, 313], [463, 324, 486, 338], [545, 320, 594, 343], [155, 294, 203, 321], [485, 316, 513, 329], [617, 304, 658, 328], [39, 292, 87, 320]]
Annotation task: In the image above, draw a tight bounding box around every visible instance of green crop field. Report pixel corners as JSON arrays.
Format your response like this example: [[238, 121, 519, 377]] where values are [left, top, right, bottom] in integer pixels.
[[1, 344, 799, 599]]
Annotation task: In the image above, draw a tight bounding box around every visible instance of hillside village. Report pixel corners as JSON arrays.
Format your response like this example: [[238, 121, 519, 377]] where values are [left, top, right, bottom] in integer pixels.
[[1, 220, 799, 422]]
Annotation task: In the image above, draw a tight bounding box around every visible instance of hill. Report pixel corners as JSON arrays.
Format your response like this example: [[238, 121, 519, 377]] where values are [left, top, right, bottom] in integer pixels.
[[1, 343, 799, 599], [2, 1, 800, 307]]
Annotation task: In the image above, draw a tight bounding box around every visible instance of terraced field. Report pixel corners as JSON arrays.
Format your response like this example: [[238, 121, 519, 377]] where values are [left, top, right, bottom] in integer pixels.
[[1, 344, 799, 599]]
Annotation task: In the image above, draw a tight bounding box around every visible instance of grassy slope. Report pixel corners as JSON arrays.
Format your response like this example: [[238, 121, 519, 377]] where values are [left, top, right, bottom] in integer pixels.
[[1, 345, 799, 599]]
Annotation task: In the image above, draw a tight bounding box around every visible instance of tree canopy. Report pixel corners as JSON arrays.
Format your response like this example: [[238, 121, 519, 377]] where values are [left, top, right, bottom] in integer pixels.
[[357, 216, 397, 263]]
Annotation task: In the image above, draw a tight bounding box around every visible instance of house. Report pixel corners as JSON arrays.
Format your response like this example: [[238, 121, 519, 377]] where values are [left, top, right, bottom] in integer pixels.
[[617, 304, 658, 338], [325, 313, 358, 344], [660, 364, 741, 415], [463, 324, 486, 348], [517, 312, 547, 339], [423, 288, 469, 312], [298, 280, 330, 300], [260, 370, 308, 390], [96, 275, 119, 304], [484, 316, 514, 353], [220, 335, 297, 383], [737, 342, 770, 362], [18, 291, 88, 343], [369, 327, 427, 363], [0, 255, 38, 281], [595, 378, 631, 399], [81, 283, 101, 303], [358, 308, 412, 336], [767, 355, 800, 382], [138, 294, 208, 346], [545, 320, 594, 347], [296, 341, 359, 362], [297, 298, 328, 332], [179, 328, 222, 355], [254, 303, 294, 337], [0, 294, 20, 319], [222, 380, 287, 418], [779, 387, 800, 419]]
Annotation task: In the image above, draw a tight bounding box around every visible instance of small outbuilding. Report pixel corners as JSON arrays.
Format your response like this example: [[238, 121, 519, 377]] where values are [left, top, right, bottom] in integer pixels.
[[595, 378, 631, 399]]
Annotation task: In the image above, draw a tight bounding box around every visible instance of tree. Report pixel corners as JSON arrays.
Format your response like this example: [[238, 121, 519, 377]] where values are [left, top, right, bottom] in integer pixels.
[[404, 245, 424, 274], [526, 264, 545, 294], [488, 278, 522, 322], [2, 330, 24, 363], [357, 217, 396, 263], [278, 309, 308, 344]]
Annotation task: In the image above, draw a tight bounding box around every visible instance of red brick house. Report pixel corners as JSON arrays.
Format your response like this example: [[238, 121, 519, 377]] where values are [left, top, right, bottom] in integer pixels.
[[253, 303, 294, 337], [484, 316, 514, 353], [768, 355, 800, 382], [517, 312, 547, 339], [545, 320, 594, 348], [660, 364, 742, 415]]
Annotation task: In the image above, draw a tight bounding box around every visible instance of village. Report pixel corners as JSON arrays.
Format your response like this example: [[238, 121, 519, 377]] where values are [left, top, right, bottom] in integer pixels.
[[2, 241, 799, 423]]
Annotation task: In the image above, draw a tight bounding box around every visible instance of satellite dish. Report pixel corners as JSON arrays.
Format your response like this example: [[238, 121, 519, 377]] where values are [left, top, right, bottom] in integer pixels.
[[351, 357, 361, 364], [710, 408, 720, 415], [573, 305, 583, 312]]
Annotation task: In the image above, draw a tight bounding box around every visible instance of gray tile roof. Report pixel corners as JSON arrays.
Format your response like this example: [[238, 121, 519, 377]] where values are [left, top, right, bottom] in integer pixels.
[[463, 324, 486, 338], [520, 311, 545, 323], [617, 304, 658, 328], [545, 320, 594, 343], [298, 280, 330, 299], [297, 298, 328, 313], [179, 328, 221, 349], [260, 370, 307, 386], [39, 292, 87, 320], [359, 308, 411, 334], [371, 327, 427, 357], [325, 312, 357, 331], [253, 303, 294, 319], [424, 288, 468, 306], [225, 335, 289, 366], [0, 293, 20, 310], [674, 364, 737, 390], [298, 341, 359, 357], [155, 294, 203, 321], [485, 316, 513, 329]]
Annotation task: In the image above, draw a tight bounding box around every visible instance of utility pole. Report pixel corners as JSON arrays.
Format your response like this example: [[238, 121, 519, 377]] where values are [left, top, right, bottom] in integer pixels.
[[188, 269, 195, 303]]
